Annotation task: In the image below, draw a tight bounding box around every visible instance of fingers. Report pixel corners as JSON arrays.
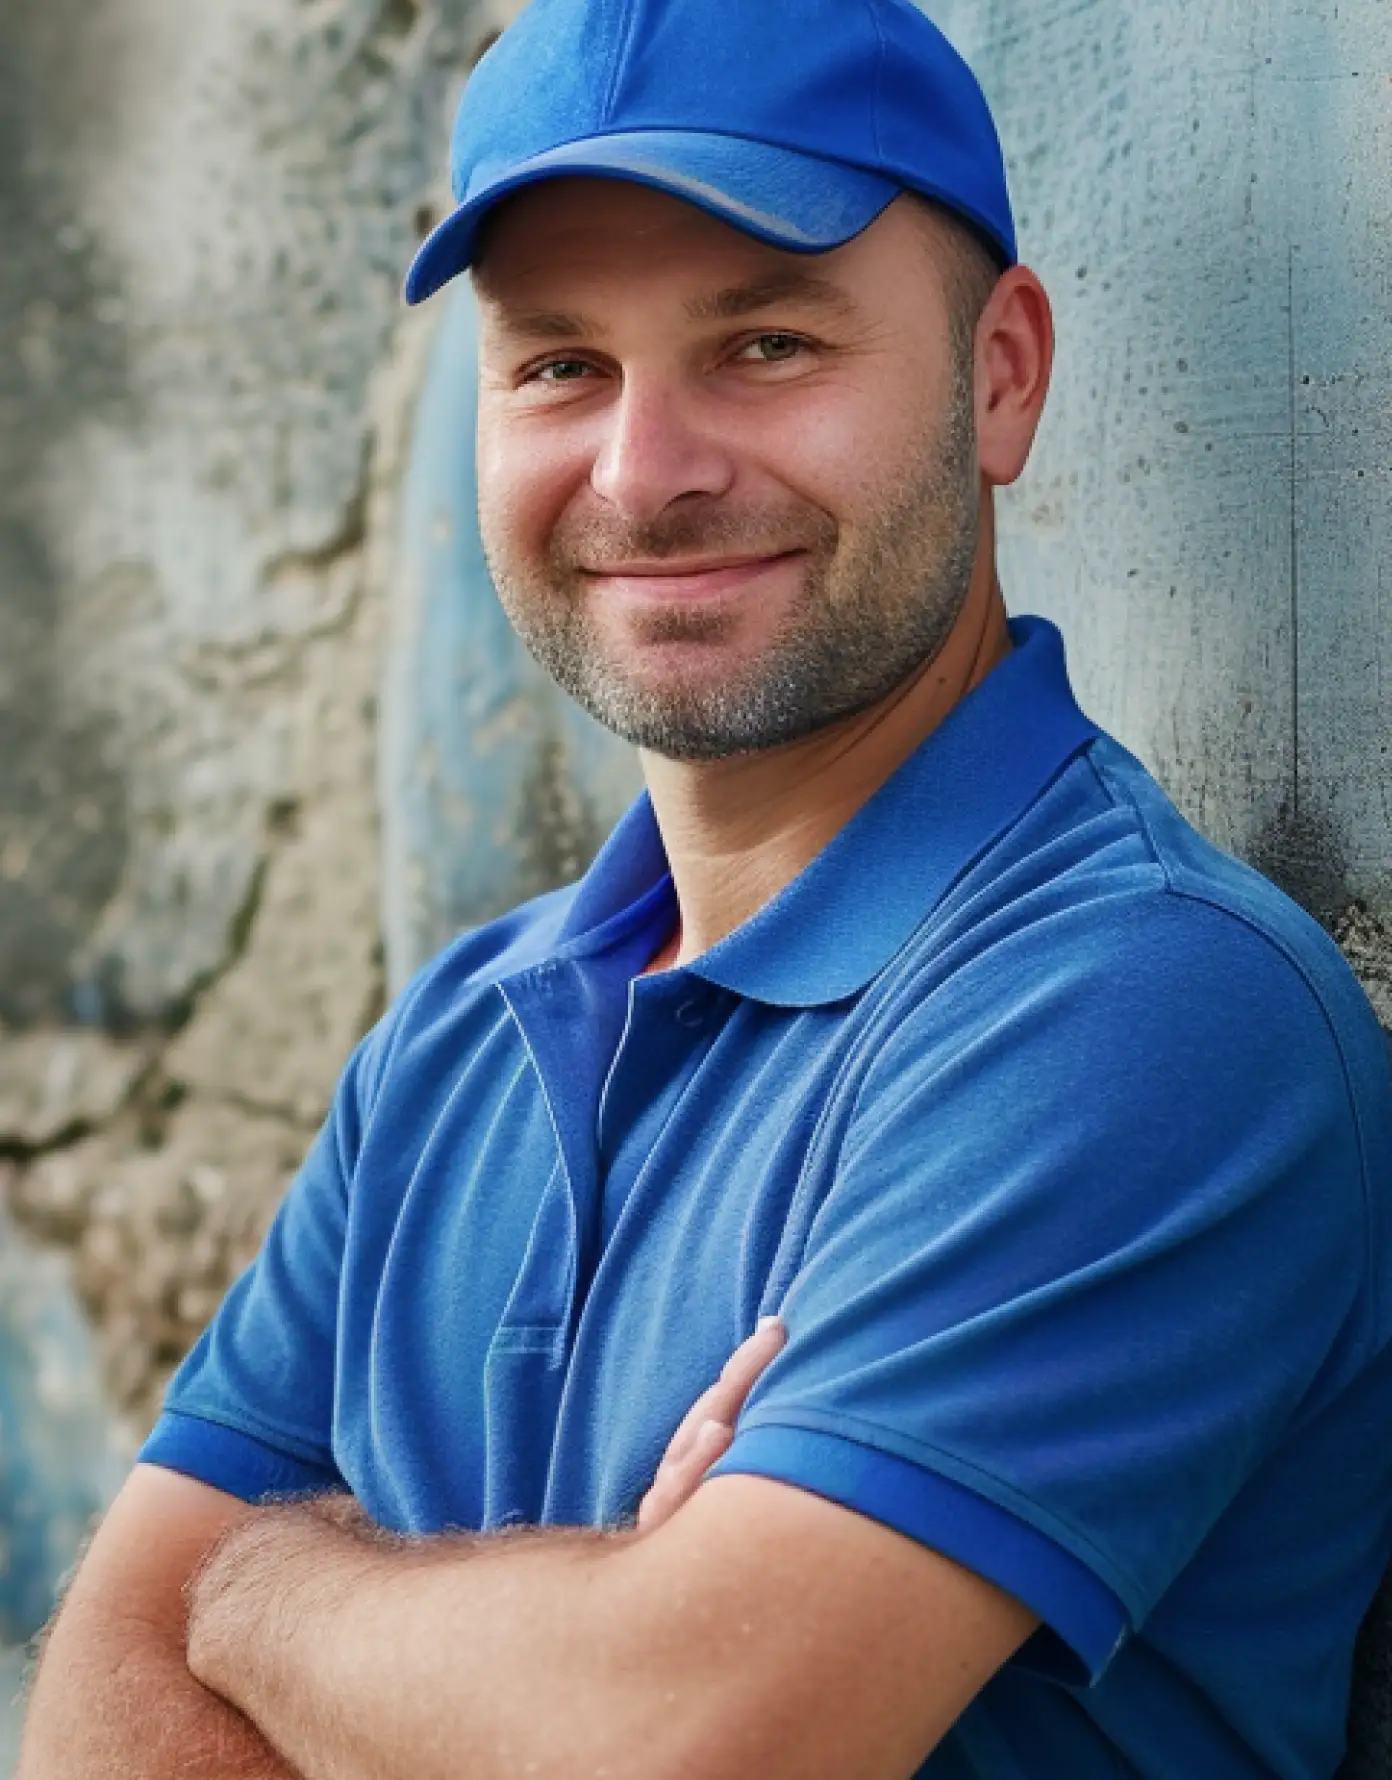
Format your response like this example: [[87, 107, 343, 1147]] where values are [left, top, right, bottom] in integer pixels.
[[636, 1319, 786, 1535], [637, 1419, 734, 1532], [663, 1318, 787, 1470], [713, 1317, 789, 1421]]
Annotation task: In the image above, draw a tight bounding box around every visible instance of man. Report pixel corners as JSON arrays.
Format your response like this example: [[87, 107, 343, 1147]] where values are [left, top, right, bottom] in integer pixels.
[[20, 0, 1392, 1775]]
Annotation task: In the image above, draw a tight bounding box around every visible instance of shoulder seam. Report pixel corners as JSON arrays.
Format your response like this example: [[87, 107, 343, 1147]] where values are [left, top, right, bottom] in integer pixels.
[[1111, 763, 1379, 1337], [1082, 741, 1165, 871]]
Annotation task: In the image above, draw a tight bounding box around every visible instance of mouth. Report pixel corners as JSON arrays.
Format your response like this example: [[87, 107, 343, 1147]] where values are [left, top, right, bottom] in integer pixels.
[[579, 551, 805, 604]]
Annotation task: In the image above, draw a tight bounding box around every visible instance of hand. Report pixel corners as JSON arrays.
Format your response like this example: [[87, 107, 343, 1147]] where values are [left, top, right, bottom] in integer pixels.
[[637, 1317, 787, 1534]]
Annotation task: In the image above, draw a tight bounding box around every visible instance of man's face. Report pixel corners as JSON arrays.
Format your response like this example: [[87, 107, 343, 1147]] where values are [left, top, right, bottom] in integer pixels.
[[473, 180, 982, 763]]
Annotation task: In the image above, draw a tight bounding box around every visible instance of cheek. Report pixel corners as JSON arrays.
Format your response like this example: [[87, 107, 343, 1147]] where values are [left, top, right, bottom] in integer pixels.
[[476, 414, 583, 566], [741, 383, 916, 520]]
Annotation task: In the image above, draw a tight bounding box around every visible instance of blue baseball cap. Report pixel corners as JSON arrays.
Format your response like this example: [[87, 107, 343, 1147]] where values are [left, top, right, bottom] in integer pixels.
[[404, 0, 1016, 305]]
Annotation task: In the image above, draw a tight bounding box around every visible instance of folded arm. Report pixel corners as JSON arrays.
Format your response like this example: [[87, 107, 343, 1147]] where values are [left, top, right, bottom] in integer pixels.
[[17, 1464, 304, 1780], [188, 1469, 1036, 1780]]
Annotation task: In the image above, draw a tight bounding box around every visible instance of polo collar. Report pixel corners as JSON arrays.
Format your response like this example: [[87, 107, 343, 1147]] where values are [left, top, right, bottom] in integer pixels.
[[556, 617, 1099, 1008]]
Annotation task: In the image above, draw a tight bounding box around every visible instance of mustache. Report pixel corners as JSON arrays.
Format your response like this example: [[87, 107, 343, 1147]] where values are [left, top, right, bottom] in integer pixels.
[[547, 501, 837, 573]]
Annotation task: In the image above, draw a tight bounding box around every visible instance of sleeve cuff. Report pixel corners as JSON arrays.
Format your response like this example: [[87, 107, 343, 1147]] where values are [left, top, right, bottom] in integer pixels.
[[706, 1423, 1128, 1685], [138, 1410, 344, 1505]]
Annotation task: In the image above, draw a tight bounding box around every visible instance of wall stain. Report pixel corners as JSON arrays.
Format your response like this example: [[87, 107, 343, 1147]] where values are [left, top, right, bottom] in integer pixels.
[[0, 0, 137, 1032], [1248, 799, 1351, 931]]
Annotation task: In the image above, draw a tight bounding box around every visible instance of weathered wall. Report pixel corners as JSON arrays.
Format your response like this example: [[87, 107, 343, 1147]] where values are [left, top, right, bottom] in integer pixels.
[[2, 0, 1389, 1755], [0, 0, 513, 1549]]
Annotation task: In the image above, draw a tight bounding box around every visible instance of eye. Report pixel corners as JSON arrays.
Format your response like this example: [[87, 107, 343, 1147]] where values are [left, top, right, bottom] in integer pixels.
[[736, 333, 812, 366], [529, 358, 595, 385]]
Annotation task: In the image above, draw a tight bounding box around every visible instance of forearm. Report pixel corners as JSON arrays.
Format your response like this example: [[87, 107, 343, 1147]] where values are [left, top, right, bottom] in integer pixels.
[[18, 1598, 303, 1780], [189, 1509, 662, 1780]]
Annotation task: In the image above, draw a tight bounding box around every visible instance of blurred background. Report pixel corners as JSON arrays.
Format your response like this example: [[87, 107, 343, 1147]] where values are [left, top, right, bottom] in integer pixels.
[[0, 0, 1388, 1770]]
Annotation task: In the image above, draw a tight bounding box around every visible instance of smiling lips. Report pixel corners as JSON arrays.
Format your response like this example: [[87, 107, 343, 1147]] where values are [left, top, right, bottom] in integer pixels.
[[580, 551, 804, 602]]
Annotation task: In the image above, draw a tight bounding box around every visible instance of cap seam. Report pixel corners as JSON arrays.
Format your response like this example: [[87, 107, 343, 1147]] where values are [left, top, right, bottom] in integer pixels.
[[866, 0, 889, 162], [600, 0, 643, 128]]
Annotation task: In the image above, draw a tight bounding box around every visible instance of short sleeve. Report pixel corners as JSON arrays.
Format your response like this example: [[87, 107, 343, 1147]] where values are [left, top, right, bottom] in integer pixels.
[[707, 893, 1368, 1683], [138, 1018, 393, 1504]]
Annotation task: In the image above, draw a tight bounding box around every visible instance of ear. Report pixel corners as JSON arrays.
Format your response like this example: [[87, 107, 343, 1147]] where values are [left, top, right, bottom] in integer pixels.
[[974, 267, 1054, 489]]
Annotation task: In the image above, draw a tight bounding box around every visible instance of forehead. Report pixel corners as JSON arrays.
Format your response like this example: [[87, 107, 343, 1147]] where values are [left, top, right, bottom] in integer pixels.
[[471, 177, 925, 327]]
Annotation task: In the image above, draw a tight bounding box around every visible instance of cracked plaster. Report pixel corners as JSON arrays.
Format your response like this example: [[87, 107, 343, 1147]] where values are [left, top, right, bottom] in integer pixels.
[[0, 0, 507, 1444]]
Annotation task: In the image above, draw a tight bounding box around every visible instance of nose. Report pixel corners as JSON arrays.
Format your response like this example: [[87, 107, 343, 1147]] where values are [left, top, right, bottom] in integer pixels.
[[589, 375, 736, 523]]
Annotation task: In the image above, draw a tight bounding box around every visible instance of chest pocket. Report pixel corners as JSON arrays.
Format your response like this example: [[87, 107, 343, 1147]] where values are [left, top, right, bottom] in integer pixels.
[[481, 1321, 570, 1528], [479, 1155, 579, 1527]]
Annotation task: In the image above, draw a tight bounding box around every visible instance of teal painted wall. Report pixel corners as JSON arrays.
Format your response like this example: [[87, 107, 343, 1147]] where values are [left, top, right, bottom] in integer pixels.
[[381, 283, 640, 988]]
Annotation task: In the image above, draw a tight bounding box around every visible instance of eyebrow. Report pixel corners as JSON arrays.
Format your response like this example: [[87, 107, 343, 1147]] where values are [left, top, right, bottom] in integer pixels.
[[685, 269, 860, 324], [492, 269, 860, 343]]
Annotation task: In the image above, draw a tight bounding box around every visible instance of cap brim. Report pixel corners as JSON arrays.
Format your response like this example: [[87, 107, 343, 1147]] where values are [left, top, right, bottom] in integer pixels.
[[404, 130, 901, 305]]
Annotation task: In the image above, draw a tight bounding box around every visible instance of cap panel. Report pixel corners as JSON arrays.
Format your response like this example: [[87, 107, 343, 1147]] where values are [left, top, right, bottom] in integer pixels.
[[409, 0, 1019, 303], [597, 0, 642, 128], [870, 0, 1016, 262], [607, 0, 883, 166], [449, 0, 627, 201]]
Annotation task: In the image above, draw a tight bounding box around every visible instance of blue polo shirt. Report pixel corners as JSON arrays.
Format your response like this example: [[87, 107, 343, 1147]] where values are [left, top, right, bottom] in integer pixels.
[[142, 616, 1392, 1780]]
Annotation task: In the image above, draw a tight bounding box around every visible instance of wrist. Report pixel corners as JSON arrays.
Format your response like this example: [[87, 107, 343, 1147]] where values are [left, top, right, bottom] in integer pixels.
[[185, 1507, 382, 1710]]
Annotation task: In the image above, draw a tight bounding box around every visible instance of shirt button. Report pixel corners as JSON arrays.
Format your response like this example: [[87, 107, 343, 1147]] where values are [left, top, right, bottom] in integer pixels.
[[675, 998, 707, 1029]]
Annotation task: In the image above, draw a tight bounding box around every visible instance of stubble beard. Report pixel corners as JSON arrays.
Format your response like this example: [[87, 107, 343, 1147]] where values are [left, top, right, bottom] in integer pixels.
[[482, 344, 981, 763]]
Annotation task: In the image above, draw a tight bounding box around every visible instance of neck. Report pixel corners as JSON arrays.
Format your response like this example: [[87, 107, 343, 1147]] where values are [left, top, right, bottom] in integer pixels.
[[640, 552, 1013, 975]]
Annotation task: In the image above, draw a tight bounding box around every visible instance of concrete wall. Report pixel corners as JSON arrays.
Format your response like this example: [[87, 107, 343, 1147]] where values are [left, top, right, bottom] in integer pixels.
[[934, 0, 1392, 1006]]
